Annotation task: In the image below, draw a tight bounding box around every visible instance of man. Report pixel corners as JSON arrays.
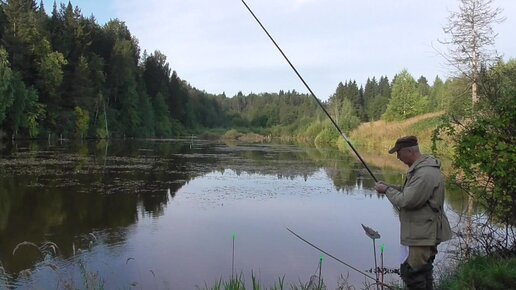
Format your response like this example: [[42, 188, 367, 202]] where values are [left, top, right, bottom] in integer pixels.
[[375, 136, 452, 290]]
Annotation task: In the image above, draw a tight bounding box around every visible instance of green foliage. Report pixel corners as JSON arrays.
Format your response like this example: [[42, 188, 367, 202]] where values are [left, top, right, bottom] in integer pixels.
[[337, 98, 360, 132], [36, 39, 67, 103], [314, 123, 339, 148], [383, 70, 427, 121], [437, 255, 516, 290], [7, 72, 45, 137], [223, 129, 242, 140], [451, 60, 516, 224], [366, 76, 392, 121], [417, 75, 430, 98], [0, 47, 14, 123], [444, 77, 471, 117], [153, 92, 171, 137], [95, 127, 108, 139], [429, 76, 446, 111], [74, 106, 90, 139], [433, 61, 516, 256], [299, 120, 325, 141], [328, 80, 365, 121], [0, 1, 466, 141], [25, 97, 45, 138]]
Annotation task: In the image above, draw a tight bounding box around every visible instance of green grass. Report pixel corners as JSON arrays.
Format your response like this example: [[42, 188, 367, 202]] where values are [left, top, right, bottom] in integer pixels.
[[437, 255, 516, 290], [197, 273, 287, 290]]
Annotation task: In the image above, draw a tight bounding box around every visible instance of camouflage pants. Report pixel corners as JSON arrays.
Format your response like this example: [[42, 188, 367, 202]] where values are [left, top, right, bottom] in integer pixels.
[[400, 246, 437, 290]]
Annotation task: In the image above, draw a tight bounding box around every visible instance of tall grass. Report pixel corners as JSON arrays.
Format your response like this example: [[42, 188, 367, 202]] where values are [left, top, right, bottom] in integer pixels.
[[349, 111, 445, 153], [8, 237, 105, 290], [436, 255, 516, 290], [198, 273, 286, 290]]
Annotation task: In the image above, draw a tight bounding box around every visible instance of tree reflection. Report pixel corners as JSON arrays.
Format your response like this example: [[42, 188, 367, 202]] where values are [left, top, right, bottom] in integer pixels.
[[0, 139, 465, 281]]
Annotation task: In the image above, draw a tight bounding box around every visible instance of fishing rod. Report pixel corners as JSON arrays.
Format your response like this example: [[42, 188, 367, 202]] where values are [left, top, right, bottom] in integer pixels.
[[287, 228, 396, 290], [241, 0, 378, 182]]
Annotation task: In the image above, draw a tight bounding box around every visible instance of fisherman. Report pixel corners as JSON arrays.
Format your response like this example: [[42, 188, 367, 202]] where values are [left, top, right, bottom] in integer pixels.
[[374, 136, 452, 290]]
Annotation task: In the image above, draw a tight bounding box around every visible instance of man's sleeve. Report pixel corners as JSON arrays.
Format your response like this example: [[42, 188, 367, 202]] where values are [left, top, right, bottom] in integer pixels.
[[384, 169, 435, 209], [385, 183, 402, 191]]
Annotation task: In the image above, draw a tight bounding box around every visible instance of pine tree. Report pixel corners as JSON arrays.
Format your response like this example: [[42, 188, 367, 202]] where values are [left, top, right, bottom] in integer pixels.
[[363, 77, 378, 120]]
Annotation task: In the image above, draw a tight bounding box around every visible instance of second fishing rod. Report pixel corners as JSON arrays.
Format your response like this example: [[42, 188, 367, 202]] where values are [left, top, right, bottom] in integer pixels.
[[240, 0, 377, 183]]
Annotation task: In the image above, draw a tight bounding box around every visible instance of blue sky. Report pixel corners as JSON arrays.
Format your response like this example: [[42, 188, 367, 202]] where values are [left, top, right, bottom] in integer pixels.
[[44, 0, 516, 99]]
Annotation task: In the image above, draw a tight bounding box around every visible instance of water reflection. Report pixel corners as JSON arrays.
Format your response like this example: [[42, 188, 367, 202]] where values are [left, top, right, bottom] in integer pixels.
[[0, 140, 427, 288]]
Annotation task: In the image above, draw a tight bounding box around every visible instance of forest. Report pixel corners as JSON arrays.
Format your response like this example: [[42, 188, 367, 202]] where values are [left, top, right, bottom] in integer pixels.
[[0, 0, 515, 288], [0, 0, 471, 141]]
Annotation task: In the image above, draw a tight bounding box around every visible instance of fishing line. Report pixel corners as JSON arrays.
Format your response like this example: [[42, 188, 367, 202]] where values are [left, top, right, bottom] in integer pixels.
[[286, 228, 396, 290], [240, 0, 378, 182]]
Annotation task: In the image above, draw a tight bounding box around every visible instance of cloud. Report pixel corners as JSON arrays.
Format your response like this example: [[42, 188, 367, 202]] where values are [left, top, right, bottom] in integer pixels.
[[111, 0, 516, 98]]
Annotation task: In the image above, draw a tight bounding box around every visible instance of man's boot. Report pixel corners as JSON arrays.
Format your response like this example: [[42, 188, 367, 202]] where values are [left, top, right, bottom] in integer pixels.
[[400, 262, 432, 290], [425, 266, 434, 290]]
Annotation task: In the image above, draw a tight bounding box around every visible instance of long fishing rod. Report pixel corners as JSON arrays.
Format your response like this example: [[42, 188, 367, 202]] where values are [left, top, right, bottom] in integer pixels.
[[287, 228, 396, 290], [241, 0, 378, 182]]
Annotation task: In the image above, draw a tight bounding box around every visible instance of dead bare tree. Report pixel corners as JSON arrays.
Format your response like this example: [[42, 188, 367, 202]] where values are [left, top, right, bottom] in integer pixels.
[[440, 0, 505, 105]]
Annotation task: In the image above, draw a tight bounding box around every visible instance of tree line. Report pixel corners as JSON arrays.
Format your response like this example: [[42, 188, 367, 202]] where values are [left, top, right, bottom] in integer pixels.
[[0, 0, 472, 141], [0, 0, 231, 139]]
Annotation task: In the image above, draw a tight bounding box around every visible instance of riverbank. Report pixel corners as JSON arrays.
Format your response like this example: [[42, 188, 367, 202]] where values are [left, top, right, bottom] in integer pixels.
[[217, 111, 450, 171]]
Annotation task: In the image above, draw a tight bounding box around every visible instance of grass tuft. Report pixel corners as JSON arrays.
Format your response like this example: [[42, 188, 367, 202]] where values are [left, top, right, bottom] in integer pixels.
[[436, 255, 516, 290]]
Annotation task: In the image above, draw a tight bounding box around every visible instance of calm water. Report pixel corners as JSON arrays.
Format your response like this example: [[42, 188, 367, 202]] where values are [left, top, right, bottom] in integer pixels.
[[0, 140, 457, 289]]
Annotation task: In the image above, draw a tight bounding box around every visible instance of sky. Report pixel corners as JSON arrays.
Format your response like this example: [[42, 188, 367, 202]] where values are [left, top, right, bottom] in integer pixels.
[[44, 0, 516, 99]]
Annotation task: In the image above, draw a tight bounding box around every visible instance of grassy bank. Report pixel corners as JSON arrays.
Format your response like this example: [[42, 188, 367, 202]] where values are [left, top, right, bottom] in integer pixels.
[[437, 255, 516, 290], [214, 112, 451, 171], [348, 111, 446, 153], [338, 111, 453, 171]]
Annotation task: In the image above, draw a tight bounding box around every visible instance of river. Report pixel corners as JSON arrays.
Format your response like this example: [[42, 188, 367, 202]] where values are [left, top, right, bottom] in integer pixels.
[[0, 139, 460, 289]]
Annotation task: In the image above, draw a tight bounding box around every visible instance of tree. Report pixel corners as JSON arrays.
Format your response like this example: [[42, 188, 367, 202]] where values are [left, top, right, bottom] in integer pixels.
[[366, 76, 391, 121], [337, 98, 360, 132], [417, 75, 430, 98], [142, 50, 171, 100], [346, 80, 365, 120], [74, 106, 89, 139], [2, 0, 44, 83], [328, 82, 345, 125], [35, 39, 67, 104], [153, 92, 171, 137], [7, 72, 45, 138], [441, 0, 504, 105], [363, 77, 378, 120], [0, 47, 14, 124], [383, 70, 427, 121], [69, 55, 95, 109], [437, 60, 516, 254], [429, 76, 446, 111]]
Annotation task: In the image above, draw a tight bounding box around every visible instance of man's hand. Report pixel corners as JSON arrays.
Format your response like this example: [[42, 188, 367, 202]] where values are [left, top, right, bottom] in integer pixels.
[[375, 182, 388, 194]]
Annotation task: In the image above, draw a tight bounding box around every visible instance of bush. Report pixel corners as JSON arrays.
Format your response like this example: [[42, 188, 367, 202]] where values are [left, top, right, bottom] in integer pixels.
[[222, 129, 242, 140], [314, 125, 339, 148]]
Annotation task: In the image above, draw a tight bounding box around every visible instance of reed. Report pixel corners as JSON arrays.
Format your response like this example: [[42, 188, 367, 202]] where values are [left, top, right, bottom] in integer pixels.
[[8, 237, 108, 290]]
